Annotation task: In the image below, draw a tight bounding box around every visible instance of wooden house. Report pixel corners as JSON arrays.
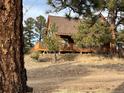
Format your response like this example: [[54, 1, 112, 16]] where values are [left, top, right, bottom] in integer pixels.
[[47, 16, 77, 52], [32, 15, 110, 53], [46, 15, 94, 53]]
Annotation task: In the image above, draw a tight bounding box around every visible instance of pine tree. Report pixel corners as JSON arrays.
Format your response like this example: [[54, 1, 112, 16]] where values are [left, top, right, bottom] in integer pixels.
[[44, 24, 61, 62], [0, 0, 27, 92], [35, 15, 46, 41], [72, 18, 111, 48], [23, 17, 36, 53]]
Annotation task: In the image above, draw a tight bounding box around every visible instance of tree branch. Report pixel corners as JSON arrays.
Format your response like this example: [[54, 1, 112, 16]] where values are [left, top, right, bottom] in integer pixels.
[[116, 17, 124, 26]]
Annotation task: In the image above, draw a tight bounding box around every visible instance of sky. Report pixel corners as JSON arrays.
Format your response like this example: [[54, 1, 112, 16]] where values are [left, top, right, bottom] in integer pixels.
[[23, 0, 66, 20]]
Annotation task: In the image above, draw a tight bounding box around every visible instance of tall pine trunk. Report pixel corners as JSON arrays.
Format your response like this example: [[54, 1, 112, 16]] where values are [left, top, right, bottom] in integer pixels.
[[0, 0, 27, 93], [110, 23, 116, 54], [109, 10, 117, 55], [39, 34, 42, 42]]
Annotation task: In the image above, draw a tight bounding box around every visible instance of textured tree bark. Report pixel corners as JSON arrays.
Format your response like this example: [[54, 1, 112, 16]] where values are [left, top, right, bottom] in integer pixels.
[[108, 10, 117, 55], [110, 23, 116, 54], [0, 0, 27, 93], [39, 34, 42, 41]]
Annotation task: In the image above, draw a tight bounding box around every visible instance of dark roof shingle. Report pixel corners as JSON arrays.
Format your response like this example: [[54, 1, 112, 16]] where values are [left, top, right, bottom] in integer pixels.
[[47, 15, 80, 36]]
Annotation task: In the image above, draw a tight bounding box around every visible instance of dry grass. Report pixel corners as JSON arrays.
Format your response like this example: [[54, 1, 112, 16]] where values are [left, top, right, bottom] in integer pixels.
[[25, 54, 124, 93]]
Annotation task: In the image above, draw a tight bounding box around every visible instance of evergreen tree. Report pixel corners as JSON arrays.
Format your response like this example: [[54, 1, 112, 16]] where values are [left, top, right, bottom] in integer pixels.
[[23, 17, 36, 53], [35, 15, 46, 41], [0, 0, 27, 92], [73, 18, 111, 48], [44, 24, 61, 62]]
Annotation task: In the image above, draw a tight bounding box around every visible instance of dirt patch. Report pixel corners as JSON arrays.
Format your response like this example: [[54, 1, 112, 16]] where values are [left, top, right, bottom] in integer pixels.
[[25, 54, 124, 93]]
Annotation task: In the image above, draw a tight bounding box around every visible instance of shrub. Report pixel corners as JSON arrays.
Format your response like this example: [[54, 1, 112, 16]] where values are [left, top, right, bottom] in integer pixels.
[[30, 51, 40, 60]]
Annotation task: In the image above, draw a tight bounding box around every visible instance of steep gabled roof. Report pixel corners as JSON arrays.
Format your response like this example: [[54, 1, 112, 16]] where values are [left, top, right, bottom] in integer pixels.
[[47, 15, 80, 36]]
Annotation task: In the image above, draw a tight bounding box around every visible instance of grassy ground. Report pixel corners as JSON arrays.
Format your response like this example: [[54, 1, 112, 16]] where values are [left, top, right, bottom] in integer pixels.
[[25, 54, 124, 93]]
